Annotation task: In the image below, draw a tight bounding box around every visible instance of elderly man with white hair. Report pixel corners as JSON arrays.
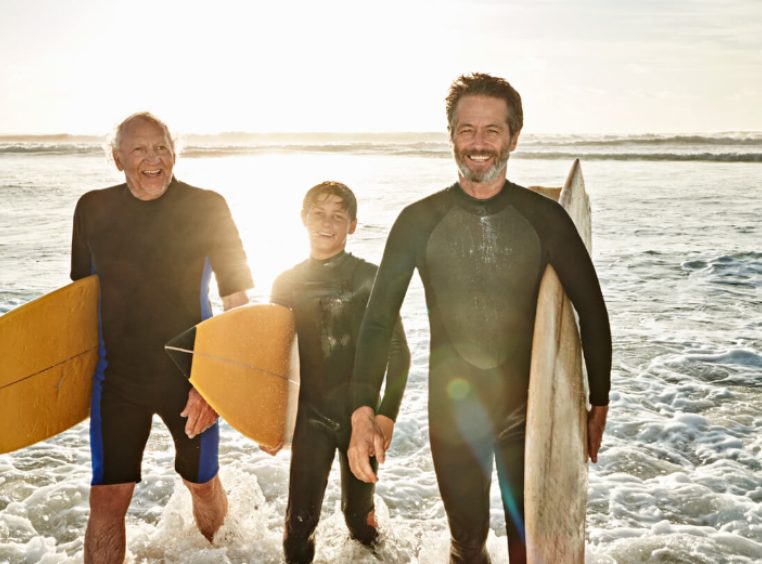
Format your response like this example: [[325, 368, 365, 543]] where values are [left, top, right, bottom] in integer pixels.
[[70, 112, 253, 563]]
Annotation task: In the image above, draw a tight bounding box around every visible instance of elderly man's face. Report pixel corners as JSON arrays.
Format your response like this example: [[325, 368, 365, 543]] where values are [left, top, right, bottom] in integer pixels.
[[113, 118, 175, 201]]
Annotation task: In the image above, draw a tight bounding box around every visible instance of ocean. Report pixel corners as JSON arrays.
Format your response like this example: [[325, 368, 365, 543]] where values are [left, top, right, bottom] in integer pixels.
[[0, 132, 760, 563]]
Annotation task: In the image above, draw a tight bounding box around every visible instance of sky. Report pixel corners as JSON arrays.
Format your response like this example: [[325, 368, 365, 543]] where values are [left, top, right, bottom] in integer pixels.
[[0, 0, 760, 135]]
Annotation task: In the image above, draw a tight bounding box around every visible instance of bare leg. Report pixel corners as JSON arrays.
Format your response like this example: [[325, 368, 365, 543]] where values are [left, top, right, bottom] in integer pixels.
[[84, 483, 135, 564], [183, 474, 228, 542]]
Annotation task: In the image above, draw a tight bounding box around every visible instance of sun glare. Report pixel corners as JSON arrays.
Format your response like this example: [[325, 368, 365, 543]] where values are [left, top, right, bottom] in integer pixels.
[[174, 152, 358, 304]]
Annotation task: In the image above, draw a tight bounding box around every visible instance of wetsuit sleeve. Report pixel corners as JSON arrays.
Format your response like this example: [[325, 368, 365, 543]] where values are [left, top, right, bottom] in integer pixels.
[[207, 194, 254, 297], [70, 197, 91, 281], [352, 209, 418, 412], [376, 316, 410, 421], [270, 270, 293, 308], [545, 205, 612, 406]]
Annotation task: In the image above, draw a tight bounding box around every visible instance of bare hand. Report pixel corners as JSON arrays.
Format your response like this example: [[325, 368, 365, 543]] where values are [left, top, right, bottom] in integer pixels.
[[222, 290, 249, 311], [259, 441, 283, 456], [375, 414, 395, 451], [348, 406, 386, 483], [587, 405, 608, 463], [180, 388, 219, 439]]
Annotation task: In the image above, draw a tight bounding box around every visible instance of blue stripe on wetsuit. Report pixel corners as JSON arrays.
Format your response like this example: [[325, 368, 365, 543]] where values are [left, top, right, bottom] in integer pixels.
[[89, 262, 109, 485], [197, 256, 219, 483]]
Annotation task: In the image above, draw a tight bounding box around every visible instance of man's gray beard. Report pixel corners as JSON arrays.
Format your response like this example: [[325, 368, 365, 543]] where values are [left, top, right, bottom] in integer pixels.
[[456, 151, 510, 184]]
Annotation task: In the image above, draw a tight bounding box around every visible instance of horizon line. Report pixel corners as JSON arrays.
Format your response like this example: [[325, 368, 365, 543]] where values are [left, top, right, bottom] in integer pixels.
[[1, 129, 761, 139]]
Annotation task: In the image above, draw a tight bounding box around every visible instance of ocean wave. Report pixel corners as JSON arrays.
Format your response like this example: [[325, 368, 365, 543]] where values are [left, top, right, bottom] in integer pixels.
[[2, 137, 762, 162], [523, 133, 762, 147], [0, 143, 103, 156], [179, 142, 450, 158], [685, 349, 762, 369], [682, 252, 762, 287], [516, 151, 762, 162]]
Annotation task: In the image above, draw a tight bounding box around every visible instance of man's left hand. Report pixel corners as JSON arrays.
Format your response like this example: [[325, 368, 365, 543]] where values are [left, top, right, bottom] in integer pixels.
[[375, 414, 395, 451], [587, 405, 608, 463], [181, 388, 219, 439]]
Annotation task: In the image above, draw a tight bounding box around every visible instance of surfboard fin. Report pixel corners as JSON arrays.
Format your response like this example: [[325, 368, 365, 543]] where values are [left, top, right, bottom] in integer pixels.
[[165, 326, 197, 380]]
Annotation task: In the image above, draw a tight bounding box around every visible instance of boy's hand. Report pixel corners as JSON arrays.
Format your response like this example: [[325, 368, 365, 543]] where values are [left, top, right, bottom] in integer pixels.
[[348, 406, 385, 483], [260, 441, 283, 456], [375, 414, 395, 451]]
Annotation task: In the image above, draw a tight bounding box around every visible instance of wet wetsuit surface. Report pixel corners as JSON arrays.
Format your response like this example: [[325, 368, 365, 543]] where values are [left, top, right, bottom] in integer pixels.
[[353, 181, 611, 561], [71, 178, 253, 485], [271, 251, 409, 563]]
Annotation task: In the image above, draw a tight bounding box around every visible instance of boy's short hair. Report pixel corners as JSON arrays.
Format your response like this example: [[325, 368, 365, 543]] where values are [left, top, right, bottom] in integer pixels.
[[302, 181, 358, 220]]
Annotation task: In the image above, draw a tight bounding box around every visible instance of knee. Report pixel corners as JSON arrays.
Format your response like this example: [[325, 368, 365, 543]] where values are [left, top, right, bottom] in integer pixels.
[[285, 507, 319, 540], [88, 483, 134, 520]]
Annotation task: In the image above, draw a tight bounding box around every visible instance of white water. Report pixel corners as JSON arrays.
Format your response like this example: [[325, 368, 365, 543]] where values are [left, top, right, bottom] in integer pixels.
[[1, 135, 761, 563]]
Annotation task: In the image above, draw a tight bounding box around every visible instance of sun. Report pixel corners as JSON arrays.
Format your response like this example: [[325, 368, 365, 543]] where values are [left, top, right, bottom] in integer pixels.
[[173, 153, 309, 306]]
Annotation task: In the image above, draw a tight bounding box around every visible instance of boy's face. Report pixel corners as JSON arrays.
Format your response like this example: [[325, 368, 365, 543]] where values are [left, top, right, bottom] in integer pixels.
[[302, 194, 357, 260]]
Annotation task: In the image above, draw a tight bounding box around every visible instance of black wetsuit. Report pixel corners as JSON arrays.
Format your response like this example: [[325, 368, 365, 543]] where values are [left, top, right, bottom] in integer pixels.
[[271, 251, 410, 564], [71, 178, 253, 485], [352, 181, 611, 562]]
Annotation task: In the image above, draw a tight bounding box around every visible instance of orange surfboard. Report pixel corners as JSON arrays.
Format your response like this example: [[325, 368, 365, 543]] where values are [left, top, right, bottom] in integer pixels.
[[0, 275, 99, 454], [166, 303, 300, 449]]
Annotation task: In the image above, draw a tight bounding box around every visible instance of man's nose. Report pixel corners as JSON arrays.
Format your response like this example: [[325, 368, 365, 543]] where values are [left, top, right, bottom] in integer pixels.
[[472, 129, 489, 146]]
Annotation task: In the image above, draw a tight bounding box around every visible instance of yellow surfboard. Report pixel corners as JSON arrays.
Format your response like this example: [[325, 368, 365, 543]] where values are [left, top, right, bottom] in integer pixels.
[[0, 275, 99, 454], [165, 303, 300, 450], [525, 159, 592, 563]]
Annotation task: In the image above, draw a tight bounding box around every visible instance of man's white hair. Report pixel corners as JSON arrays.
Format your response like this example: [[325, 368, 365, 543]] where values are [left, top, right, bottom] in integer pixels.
[[109, 111, 176, 152]]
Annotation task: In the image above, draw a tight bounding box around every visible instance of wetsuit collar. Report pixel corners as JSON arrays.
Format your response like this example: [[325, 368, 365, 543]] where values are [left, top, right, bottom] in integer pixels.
[[453, 179, 512, 202], [451, 180, 514, 214], [122, 176, 179, 204], [308, 250, 349, 268]]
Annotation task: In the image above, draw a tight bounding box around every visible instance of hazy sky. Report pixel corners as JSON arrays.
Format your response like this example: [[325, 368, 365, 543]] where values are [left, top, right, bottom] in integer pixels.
[[1, 0, 760, 135]]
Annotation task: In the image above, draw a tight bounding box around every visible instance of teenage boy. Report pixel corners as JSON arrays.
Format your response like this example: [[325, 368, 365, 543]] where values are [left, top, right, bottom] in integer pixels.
[[269, 181, 410, 564]]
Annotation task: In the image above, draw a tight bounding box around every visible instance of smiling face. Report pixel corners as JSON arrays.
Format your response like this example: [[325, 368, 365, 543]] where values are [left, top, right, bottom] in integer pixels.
[[302, 194, 357, 260], [451, 94, 520, 198], [112, 116, 176, 201]]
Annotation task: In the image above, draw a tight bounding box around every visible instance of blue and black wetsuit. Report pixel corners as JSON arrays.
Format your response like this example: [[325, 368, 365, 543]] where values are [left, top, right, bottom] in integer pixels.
[[352, 181, 611, 562], [71, 177, 253, 485], [271, 251, 409, 564]]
